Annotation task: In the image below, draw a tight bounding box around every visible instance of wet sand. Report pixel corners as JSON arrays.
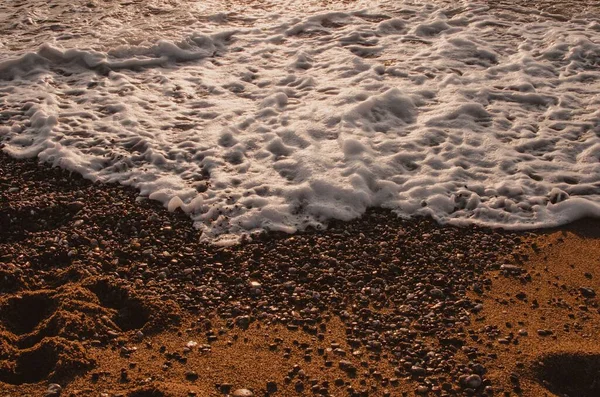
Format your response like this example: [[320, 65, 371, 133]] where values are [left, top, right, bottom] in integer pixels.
[[1, 152, 599, 397]]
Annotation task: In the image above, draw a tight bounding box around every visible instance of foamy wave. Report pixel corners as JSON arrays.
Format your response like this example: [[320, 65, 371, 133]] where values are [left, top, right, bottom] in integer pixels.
[[1, 1, 599, 244], [0, 31, 236, 80]]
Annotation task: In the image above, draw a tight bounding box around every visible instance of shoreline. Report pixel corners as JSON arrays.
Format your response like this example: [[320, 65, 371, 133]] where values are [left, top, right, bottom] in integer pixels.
[[1, 152, 600, 397]]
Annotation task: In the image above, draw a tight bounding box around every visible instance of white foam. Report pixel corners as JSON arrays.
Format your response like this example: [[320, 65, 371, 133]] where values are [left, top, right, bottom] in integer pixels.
[[1, 0, 599, 243]]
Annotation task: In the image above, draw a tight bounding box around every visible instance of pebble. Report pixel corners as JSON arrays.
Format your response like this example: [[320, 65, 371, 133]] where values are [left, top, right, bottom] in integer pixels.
[[465, 374, 482, 389], [472, 363, 486, 375], [232, 389, 254, 397], [45, 384, 62, 397], [266, 381, 277, 393], [500, 264, 523, 274], [339, 360, 357, 375], [411, 366, 426, 376], [67, 201, 85, 212]]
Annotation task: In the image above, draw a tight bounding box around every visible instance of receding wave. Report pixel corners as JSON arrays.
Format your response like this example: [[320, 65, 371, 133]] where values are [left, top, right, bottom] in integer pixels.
[[1, 1, 599, 243]]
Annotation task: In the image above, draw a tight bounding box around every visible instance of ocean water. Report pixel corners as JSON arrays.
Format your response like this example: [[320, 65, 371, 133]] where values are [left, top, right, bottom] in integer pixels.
[[0, 0, 599, 244]]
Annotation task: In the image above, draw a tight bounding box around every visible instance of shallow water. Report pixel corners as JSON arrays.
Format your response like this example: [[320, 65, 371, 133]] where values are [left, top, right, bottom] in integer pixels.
[[0, 0, 599, 243]]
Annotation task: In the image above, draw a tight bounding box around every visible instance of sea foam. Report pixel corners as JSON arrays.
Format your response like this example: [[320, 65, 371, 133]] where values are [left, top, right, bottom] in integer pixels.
[[0, 0, 599, 243]]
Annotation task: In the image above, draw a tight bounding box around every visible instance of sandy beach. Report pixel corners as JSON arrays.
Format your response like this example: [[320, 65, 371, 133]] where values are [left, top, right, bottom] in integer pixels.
[[2, 0, 600, 396], [1, 151, 599, 397]]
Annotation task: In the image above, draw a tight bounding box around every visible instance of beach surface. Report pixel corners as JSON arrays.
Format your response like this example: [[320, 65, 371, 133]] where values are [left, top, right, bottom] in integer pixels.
[[1, 152, 600, 396], [1, 0, 600, 396]]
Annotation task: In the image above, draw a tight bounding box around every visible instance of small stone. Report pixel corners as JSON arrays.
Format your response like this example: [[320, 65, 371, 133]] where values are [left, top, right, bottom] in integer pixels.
[[45, 384, 62, 397], [500, 264, 522, 273], [339, 360, 357, 374], [266, 381, 277, 393], [235, 315, 251, 329], [185, 371, 198, 381], [68, 201, 85, 211], [232, 389, 254, 397], [579, 287, 596, 298], [465, 374, 482, 389], [333, 348, 346, 356], [411, 366, 426, 377]]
